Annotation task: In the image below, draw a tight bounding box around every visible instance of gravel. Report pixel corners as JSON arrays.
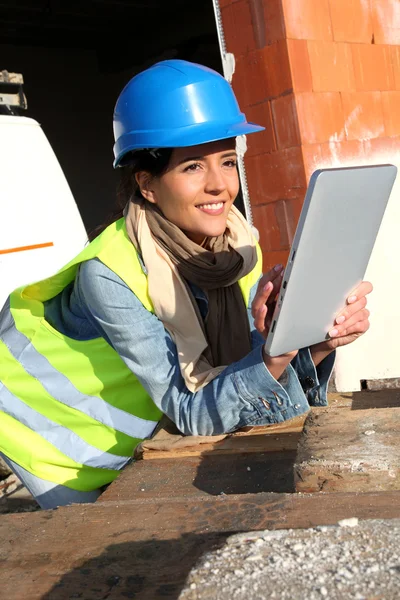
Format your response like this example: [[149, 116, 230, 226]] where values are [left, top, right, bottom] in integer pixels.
[[179, 518, 400, 600]]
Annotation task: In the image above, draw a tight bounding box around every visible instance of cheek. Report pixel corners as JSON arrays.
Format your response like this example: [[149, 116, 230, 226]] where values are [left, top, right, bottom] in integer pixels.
[[224, 172, 240, 201], [155, 187, 196, 223], [161, 181, 199, 213]]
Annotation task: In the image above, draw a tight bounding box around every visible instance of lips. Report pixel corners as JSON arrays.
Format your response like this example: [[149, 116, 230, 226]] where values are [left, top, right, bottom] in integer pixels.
[[196, 201, 225, 215]]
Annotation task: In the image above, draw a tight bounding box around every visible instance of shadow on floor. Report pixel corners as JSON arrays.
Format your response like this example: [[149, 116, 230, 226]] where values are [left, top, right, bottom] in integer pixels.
[[192, 451, 297, 495], [42, 532, 232, 600]]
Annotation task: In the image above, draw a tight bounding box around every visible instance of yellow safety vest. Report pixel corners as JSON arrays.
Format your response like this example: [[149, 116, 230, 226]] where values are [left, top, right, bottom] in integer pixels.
[[0, 218, 262, 491]]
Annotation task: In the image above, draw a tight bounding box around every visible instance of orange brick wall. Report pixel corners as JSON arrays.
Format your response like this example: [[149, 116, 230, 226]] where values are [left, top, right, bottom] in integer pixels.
[[220, 0, 400, 269]]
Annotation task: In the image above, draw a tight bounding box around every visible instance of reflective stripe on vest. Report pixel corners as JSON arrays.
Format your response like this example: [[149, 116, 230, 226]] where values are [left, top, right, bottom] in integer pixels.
[[0, 300, 158, 441], [0, 383, 130, 471]]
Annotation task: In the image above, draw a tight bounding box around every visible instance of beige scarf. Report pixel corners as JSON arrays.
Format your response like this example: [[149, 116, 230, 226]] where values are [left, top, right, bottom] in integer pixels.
[[125, 196, 258, 392]]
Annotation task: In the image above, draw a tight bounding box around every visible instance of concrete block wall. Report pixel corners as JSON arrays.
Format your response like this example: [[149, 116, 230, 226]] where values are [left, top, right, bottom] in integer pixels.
[[221, 0, 400, 390], [221, 0, 306, 269], [221, 0, 400, 268]]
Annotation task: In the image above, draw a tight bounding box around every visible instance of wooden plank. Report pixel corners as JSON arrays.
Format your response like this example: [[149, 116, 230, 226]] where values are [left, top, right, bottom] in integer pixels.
[[0, 491, 399, 599], [328, 389, 400, 409], [100, 452, 298, 503], [136, 415, 307, 460], [350, 389, 400, 410], [294, 407, 400, 493], [362, 377, 400, 391]]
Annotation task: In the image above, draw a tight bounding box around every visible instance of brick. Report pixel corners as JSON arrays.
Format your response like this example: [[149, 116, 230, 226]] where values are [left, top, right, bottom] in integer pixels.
[[221, 5, 237, 56], [260, 249, 291, 271], [381, 91, 400, 136], [245, 101, 277, 156], [287, 39, 313, 92], [291, 196, 306, 227], [363, 135, 400, 159], [252, 202, 282, 251], [372, 0, 400, 45], [283, 145, 307, 191], [329, 0, 373, 43], [341, 91, 385, 140], [222, 1, 256, 57], [246, 153, 282, 205], [308, 41, 356, 92], [262, 39, 292, 98], [262, 0, 286, 44], [320, 139, 366, 165], [282, 0, 333, 41], [234, 51, 267, 106], [253, 199, 303, 253], [302, 143, 324, 175], [392, 47, 400, 90], [235, 44, 292, 105], [295, 92, 344, 144], [249, 0, 267, 49], [219, 0, 238, 7], [271, 93, 301, 149], [245, 147, 305, 205], [275, 199, 297, 247], [351, 44, 395, 91]]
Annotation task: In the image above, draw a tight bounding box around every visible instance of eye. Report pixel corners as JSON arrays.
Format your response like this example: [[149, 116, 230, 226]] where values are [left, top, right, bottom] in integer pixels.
[[184, 162, 202, 172], [223, 159, 237, 168]]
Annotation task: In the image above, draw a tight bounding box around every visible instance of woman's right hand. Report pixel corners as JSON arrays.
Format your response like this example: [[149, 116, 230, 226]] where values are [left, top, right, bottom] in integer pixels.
[[251, 264, 285, 339], [251, 264, 298, 380]]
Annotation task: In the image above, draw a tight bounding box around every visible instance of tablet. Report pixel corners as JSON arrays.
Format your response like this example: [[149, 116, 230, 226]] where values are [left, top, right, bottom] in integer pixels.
[[264, 165, 397, 357]]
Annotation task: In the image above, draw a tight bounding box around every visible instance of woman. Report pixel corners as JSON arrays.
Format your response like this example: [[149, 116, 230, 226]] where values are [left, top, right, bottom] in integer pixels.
[[0, 60, 371, 509]]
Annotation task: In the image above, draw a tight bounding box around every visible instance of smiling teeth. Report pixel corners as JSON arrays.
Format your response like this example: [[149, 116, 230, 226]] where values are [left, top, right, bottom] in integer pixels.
[[198, 202, 224, 210]]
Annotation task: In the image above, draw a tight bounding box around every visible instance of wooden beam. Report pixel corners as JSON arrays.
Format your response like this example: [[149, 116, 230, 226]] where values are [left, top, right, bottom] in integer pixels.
[[0, 491, 399, 599], [294, 407, 400, 493]]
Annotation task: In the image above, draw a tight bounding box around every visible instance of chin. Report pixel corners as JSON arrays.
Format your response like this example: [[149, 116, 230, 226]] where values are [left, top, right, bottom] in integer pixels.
[[204, 217, 229, 237], [185, 217, 229, 243], [203, 226, 227, 239]]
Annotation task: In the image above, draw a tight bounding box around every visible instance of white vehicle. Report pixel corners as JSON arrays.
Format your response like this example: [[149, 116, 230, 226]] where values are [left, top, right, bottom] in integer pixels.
[[0, 73, 87, 309]]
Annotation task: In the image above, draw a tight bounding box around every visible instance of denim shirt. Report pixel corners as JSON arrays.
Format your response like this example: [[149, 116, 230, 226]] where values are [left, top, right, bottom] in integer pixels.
[[44, 258, 335, 436]]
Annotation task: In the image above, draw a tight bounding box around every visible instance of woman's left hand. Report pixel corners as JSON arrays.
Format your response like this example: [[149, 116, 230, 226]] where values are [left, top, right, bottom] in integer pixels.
[[312, 281, 373, 353]]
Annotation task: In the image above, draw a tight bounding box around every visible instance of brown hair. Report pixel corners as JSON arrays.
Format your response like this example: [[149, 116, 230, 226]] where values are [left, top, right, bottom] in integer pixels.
[[88, 148, 173, 241]]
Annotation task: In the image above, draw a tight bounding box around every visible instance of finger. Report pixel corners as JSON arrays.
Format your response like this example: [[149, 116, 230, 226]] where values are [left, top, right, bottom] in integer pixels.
[[253, 280, 274, 323], [256, 264, 284, 294], [330, 308, 370, 337], [335, 296, 368, 325], [252, 265, 283, 318], [265, 300, 277, 330], [347, 281, 373, 304], [267, 270, 284, 307], [329, 312, 370, 338], [350, 319, 370, 335], [252, 281, 272, 319], [335, 319, 370, 338], [254, 304, 268, 335]]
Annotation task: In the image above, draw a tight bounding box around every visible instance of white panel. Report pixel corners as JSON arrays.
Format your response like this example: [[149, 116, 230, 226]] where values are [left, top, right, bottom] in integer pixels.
[[0, 116, 87, 309], [307, 140, 400, 391]]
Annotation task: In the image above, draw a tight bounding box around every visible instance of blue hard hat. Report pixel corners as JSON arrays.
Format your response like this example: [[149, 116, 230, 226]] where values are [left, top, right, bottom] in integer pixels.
[[113, 59, 264, 167]]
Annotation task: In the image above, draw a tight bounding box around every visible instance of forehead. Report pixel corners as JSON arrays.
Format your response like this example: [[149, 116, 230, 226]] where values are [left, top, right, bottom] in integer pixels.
[[171, 138, 236, 163]]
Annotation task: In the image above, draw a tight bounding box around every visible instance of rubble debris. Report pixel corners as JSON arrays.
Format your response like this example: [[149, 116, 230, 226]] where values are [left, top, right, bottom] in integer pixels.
[[180, 519, 400, 600]]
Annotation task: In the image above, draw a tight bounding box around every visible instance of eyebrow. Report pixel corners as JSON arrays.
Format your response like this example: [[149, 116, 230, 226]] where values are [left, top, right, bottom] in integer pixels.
[[177, 151, 237, 166]]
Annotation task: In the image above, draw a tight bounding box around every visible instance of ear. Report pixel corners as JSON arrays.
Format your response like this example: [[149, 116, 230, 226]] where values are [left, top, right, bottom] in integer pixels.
[[135, 172, 157, 204]]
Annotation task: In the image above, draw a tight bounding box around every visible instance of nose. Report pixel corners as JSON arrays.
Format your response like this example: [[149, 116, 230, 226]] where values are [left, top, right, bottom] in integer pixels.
[[204, 163, 227, 196]]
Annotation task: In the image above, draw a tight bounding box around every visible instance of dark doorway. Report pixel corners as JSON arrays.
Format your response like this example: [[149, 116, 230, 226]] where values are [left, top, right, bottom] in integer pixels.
[[0, 1, 221, 230]]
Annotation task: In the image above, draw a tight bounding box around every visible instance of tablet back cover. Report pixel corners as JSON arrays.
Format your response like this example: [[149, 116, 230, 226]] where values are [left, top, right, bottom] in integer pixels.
[[265, 165, 397, 357]]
